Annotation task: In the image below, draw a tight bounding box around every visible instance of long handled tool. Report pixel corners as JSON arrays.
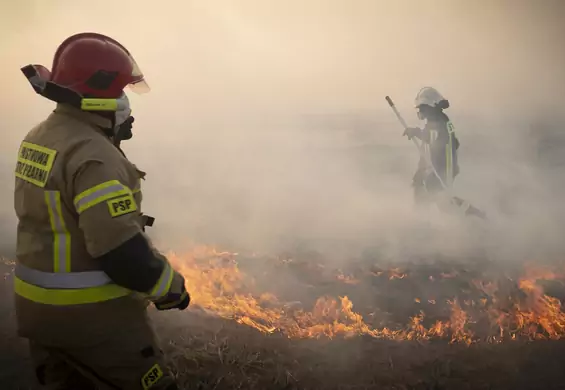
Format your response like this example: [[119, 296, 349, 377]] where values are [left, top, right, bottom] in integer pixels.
[[385, 95, 487, 220], [386, 96, 424, 153]]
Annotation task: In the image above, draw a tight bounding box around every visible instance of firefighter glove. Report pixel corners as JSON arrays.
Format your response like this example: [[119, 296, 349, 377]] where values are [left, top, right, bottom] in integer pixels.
[[403, 127, 421, 140], [154, 271, 191, 311]]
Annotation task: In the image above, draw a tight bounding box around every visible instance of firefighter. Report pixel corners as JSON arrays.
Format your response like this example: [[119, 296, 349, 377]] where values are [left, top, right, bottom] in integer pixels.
[[403, 87, 459, 201], [403, 87, 485, 218], [14, 33, 189, 389]]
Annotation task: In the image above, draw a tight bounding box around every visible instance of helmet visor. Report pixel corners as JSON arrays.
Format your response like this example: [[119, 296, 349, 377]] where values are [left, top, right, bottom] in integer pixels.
[[127, 55, 150, 94]]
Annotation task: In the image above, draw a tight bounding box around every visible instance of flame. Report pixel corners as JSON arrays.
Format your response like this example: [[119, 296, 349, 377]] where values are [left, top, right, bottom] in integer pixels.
[[388, 268, 407, 280], [335, 271, 361, 285], [168, 248, 565, 343]]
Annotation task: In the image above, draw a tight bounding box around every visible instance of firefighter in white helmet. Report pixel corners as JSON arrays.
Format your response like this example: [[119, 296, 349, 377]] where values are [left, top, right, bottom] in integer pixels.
[[403, 87, 458, 200], [403, 87, 485, 218]]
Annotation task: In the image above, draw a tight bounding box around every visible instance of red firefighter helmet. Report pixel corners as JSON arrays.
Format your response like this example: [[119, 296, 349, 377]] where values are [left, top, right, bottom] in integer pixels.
[[50, 32, 149, 98]]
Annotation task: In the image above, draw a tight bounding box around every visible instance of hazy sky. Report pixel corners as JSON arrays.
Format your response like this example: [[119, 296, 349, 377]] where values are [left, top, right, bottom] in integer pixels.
[[2, 1, 563, 111], [1, 0, 564, 258]]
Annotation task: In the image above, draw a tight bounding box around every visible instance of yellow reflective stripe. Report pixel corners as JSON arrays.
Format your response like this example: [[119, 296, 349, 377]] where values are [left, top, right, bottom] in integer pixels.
[[81, 99, 118, 111], [156, 291, 188, 310], [445, 133, 453, 187], [14, 277, 131, 305], [45, 191, 71, 273], [445, 122, 455, 187], [74, 180, 132, 214], [149, 262, 174, 299]]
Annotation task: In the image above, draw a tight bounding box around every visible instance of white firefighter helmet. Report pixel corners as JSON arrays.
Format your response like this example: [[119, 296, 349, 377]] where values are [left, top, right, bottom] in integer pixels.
[[414, 87, 447, 108]]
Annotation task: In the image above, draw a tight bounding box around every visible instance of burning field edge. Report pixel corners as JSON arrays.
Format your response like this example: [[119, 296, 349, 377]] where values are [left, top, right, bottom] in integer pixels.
[[155, 310, 565, 390], [167, 247, 565, 344], [3, 249, 565, 389]]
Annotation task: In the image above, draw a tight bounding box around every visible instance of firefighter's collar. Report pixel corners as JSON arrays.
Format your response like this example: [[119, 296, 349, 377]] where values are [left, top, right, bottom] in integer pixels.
[[53, 104, 113, 129]]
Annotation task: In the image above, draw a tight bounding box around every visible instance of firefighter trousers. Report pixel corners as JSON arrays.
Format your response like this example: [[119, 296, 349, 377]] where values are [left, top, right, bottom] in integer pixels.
[[29, 329, 178, 390]]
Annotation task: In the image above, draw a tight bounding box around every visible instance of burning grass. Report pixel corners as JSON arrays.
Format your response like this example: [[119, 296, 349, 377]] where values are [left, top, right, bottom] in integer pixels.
[[154, 247, 565, 389], [3, 250, 565, 389], [168, 247, 565, 344]]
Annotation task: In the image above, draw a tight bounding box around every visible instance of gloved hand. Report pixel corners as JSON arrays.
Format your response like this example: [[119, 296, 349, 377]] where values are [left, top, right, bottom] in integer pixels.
[[403, 127, 421, 140], [154, 271, 190, 311]]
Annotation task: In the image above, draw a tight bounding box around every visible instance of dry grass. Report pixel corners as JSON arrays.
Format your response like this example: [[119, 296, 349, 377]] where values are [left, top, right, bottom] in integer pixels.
[[155, 310, 565, 390]]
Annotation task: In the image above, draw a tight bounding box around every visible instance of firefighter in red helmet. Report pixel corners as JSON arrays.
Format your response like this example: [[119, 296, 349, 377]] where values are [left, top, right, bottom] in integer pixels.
[[15, 32, 188, 389]]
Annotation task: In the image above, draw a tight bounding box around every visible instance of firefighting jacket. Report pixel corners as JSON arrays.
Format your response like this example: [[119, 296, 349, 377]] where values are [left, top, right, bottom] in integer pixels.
[[13, 104, 175, 346], [416, 112, 460, 187]]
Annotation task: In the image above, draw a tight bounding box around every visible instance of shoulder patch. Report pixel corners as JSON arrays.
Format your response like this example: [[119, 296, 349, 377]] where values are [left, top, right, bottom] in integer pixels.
[[15, 142, 58, 187], [141, 363, 164, 390], [107, 194, 138, 218], [446, 121, 455, 133]]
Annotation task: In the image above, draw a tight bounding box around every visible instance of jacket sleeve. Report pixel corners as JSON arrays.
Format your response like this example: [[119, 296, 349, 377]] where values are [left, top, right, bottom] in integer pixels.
[[71, 159, 175, 300]]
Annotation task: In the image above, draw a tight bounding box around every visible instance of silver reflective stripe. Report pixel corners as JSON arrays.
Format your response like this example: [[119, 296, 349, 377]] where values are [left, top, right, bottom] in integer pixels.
[[430, 129, 438, 144], [15, 263, 112, 289], [150, 263, 173, 298], [45, 191, 70, 273], [74, 183, 130, 214]]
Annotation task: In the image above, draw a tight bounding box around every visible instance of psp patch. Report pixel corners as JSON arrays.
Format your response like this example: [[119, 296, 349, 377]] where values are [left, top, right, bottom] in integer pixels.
[[141, 363, 163, 390], [107, 194, 138, 218]]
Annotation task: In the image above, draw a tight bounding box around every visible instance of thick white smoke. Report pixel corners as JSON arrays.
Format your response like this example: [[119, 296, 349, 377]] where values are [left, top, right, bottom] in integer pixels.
[[0, 0, 564, 264]]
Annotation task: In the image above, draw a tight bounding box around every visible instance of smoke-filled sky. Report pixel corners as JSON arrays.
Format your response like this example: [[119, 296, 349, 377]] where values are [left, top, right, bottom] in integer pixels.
[[1, 0, 564, 260]]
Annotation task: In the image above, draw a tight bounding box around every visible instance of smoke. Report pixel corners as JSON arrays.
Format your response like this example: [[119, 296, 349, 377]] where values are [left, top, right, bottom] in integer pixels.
[[1, 0, 565, 264]]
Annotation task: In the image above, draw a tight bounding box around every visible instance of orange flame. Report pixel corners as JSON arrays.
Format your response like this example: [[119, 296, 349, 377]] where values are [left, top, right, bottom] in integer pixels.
[[168, 249, 565, 343]]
